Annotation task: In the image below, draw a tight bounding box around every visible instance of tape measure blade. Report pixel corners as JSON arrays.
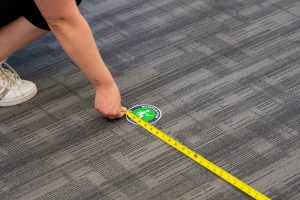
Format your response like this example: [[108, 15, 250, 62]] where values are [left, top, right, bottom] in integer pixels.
[[125, 111, 270, 200]]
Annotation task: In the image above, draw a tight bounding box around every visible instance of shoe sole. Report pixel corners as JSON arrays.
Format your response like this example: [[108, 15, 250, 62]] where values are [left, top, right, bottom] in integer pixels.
[[0, 86, 37, 107]]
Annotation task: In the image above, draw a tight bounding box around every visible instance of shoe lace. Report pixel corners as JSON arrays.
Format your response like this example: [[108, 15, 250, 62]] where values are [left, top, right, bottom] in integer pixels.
[[0, 62, 21, 88]]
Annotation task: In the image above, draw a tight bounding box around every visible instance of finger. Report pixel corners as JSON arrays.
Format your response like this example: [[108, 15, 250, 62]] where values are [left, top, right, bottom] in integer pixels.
[[114, 107, 127, 118], [121, 106, 127, 112], [115, 111, 125, 119]]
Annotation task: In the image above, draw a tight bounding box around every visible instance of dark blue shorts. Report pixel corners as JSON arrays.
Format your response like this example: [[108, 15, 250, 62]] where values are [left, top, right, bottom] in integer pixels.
[[0, 0, 82, 31]]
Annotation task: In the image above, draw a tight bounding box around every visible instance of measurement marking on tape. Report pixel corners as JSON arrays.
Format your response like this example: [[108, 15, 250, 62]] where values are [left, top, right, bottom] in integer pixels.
[[125, 110, 271, 200]]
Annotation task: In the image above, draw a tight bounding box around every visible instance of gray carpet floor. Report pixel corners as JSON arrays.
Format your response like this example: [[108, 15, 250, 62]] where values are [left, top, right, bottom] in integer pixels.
[[1, 0, 300, 199]]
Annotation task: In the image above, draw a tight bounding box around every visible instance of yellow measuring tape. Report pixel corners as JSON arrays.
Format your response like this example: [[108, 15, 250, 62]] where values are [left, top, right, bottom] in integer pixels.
[[125, 110, 271, 200]]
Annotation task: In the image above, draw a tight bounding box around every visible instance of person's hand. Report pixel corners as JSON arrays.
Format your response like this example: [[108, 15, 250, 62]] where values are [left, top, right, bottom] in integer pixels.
[[94, 83, 127, 119]]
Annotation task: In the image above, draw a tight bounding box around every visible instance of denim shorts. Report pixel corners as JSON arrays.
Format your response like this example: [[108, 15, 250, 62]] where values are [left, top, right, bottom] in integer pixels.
[[0, 0, 82, 31]]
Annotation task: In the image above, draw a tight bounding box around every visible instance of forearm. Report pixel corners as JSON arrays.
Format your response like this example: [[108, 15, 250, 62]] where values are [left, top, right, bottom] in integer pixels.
[[48, 15, 115, 88], [31, 0, 125, 118]]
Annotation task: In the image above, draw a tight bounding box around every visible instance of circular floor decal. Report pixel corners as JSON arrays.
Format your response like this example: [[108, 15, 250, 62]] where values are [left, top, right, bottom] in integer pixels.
[[127, 104, 161, 124]]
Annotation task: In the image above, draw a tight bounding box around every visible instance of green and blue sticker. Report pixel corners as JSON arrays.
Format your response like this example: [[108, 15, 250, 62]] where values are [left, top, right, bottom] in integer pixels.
[[127, 104, 161, 124]]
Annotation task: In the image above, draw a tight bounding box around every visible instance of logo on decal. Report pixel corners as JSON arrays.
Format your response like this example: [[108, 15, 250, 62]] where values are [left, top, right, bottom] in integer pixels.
[[127, 104, 161, 124]]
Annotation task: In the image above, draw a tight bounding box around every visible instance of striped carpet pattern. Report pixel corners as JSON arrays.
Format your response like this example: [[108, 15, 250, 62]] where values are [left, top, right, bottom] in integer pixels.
[[1, 0, 300, 199]]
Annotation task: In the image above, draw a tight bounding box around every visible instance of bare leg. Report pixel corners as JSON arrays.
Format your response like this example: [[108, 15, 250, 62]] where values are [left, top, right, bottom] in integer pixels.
[[0, 16, 49, 61]]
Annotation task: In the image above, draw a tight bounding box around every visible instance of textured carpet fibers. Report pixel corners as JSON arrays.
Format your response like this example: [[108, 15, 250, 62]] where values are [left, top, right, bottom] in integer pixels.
[[1, 0, 300, 199]]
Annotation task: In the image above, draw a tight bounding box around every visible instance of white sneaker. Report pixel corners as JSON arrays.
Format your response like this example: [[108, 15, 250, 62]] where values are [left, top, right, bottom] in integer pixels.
[[0, 60, 37, 107]]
